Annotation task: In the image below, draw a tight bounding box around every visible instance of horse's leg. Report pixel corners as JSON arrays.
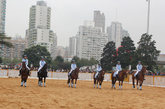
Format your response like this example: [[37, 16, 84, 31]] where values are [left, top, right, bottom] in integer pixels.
[[119, 81, 120, 89], [21, 78, 23, 87], [139, 80, 143, 90], [96, 80, 99, 88], [136, 79, 139, 89], [121, 81, 123, 89], [44, 77, 46, 87], [40, 77, 43, 87], [99, 81, 102, 89], [75, 79, 77, 88], [112, 78, 114, 88], [94, 79, 96, 88], [132, 76, 135, 88], [114, 79, 116, 89], [71, 79, 73, 88], [24, 79, 27, 87]]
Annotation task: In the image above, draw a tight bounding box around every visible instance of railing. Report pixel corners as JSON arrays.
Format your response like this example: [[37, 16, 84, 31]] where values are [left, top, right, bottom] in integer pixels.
[[0, 69, 165, 87]]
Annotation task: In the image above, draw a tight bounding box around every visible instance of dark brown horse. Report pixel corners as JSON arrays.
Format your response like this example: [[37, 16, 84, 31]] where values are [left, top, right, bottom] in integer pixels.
[[20, 62, 29, 87], [38, 64, 48, 87], [67, 68, 79, 88], [132, 67, 146, 90], [111, 70, 128, 89], [93, 70, 105, 89]]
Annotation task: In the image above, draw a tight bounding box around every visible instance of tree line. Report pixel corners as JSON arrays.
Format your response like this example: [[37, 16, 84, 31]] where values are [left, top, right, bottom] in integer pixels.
[[0, 33, 160, 72], [101, 33, 160, 72]]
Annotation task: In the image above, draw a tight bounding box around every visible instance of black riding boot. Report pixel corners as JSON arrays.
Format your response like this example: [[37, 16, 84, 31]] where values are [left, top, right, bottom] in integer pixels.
[[28, 70, 30, 76], [19, 70, 21, 76], [116, 74, 119, 80]]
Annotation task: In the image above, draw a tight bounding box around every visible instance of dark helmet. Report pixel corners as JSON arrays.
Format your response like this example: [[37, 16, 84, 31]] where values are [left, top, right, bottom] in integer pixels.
[[24, 55, 27, 57], [41, 56, 44, 59], [72, 60, 75, 63]]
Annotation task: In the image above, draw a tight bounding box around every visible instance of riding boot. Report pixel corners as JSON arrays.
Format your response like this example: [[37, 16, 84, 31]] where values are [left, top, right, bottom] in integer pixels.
[[116, 74, 119, 80], [19, 70, 21, 76], [28, 70, 30, 76]]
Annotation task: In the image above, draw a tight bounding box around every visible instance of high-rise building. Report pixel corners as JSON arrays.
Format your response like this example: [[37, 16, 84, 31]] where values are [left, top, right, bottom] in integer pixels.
[[94, 11, 105, 32], [69, 36, 77, 58], [0, 36, 27, 60], [76, 21, 108, 60], [107, 22, 129, 48], [26, 1, 57, 57], [0, 0, 6, 33]]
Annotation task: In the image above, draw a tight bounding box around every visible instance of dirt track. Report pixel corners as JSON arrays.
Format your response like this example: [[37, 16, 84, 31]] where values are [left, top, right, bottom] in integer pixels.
[[0, 78, 165, 109]]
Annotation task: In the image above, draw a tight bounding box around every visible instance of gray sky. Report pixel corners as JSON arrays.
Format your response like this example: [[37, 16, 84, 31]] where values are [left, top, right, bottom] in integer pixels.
[[6, 0, 165, 53]]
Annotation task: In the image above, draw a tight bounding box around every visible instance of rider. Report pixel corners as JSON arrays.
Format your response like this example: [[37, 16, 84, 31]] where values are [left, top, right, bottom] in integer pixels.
[[68, 60, 77, 76], [19, 55, 30, 76], [113, 61, 122, 78], [134, 61, 143, 78], [95, 63, 102, 78], [38, 56, 46, 73]]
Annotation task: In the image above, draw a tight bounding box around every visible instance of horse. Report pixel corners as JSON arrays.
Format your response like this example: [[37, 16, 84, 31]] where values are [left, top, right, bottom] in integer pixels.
[[111, 70, 128, 89], [38, 64, 48, 87], [93, 70, 105, 89], [132, 67, 146, 90], [20, 62, 29, 87], [67, 68, 79, 88]]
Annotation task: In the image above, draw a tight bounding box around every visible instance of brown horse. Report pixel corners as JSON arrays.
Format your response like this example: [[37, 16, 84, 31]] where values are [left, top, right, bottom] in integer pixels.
[[132, 67, 146, 90], [20, 62, 29, 87], [67, 68, 79, 88], [111, 70, 128, 89], [93, 70, 105, 89]]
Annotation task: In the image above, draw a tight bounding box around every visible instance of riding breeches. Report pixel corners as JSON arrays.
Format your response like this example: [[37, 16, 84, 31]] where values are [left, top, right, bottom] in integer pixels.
[[113, 70, 120, 77], [134, 70, 140, 77], [95, 71, 99, 78], [38, 66, 43, 72]]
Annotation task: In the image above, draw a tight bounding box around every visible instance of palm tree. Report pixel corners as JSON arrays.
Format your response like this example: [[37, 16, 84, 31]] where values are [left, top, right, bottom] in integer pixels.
[[0, 33, 13, 48]]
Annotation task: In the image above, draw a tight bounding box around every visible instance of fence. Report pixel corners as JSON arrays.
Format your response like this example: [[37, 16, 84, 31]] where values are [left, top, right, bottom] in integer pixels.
[[0, 69, 165, 87]]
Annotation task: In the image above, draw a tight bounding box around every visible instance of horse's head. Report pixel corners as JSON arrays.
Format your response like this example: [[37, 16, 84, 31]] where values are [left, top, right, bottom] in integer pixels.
[[22, 62, 26, 70], [141, 66, 147, 75], [75, 68, 80, 74], [122, 70, 128, 78], [100, 70, 105, 77]]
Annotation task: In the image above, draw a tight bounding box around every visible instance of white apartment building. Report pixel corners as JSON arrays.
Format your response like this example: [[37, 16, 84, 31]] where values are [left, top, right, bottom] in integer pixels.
[[69, 36, 77, 58], [26, 1, 57, 57], [76, 21, 108, 60], [107, 22, 129, 48], [0, 0, 6, 33], [94, 11, 105, 33]]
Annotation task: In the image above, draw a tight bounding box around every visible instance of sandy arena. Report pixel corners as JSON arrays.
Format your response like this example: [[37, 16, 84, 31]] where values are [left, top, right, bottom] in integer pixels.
[[0, 78, 165, 109]]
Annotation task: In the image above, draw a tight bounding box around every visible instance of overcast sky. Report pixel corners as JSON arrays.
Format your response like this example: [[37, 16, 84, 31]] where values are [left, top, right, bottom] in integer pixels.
[[6, 0, 165, 53]]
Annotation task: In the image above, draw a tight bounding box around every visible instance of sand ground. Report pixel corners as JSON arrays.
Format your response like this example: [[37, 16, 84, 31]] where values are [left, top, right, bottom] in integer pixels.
[[0, 78, 165, 109]]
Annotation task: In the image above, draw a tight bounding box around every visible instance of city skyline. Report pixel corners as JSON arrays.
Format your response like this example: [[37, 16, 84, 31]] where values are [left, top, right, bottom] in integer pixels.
[[5, 0, 165, 53]]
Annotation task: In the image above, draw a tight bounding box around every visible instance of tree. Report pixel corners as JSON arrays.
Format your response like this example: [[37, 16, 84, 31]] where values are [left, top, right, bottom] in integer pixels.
[[117, 37, 136, 69], [0, 33, 13, 48], [100, 41, 117, 71], [23, 45, 52, 67], [136, 33, 160, 71]]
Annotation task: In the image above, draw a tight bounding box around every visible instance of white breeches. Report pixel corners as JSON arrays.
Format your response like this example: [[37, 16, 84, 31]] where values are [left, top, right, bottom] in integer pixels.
[[95, 71, 99, 78], [38, 66, 43, 72], [113, 70, 120, 77], [69, 69, 73, 75], [134, 70, 140, 77]]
